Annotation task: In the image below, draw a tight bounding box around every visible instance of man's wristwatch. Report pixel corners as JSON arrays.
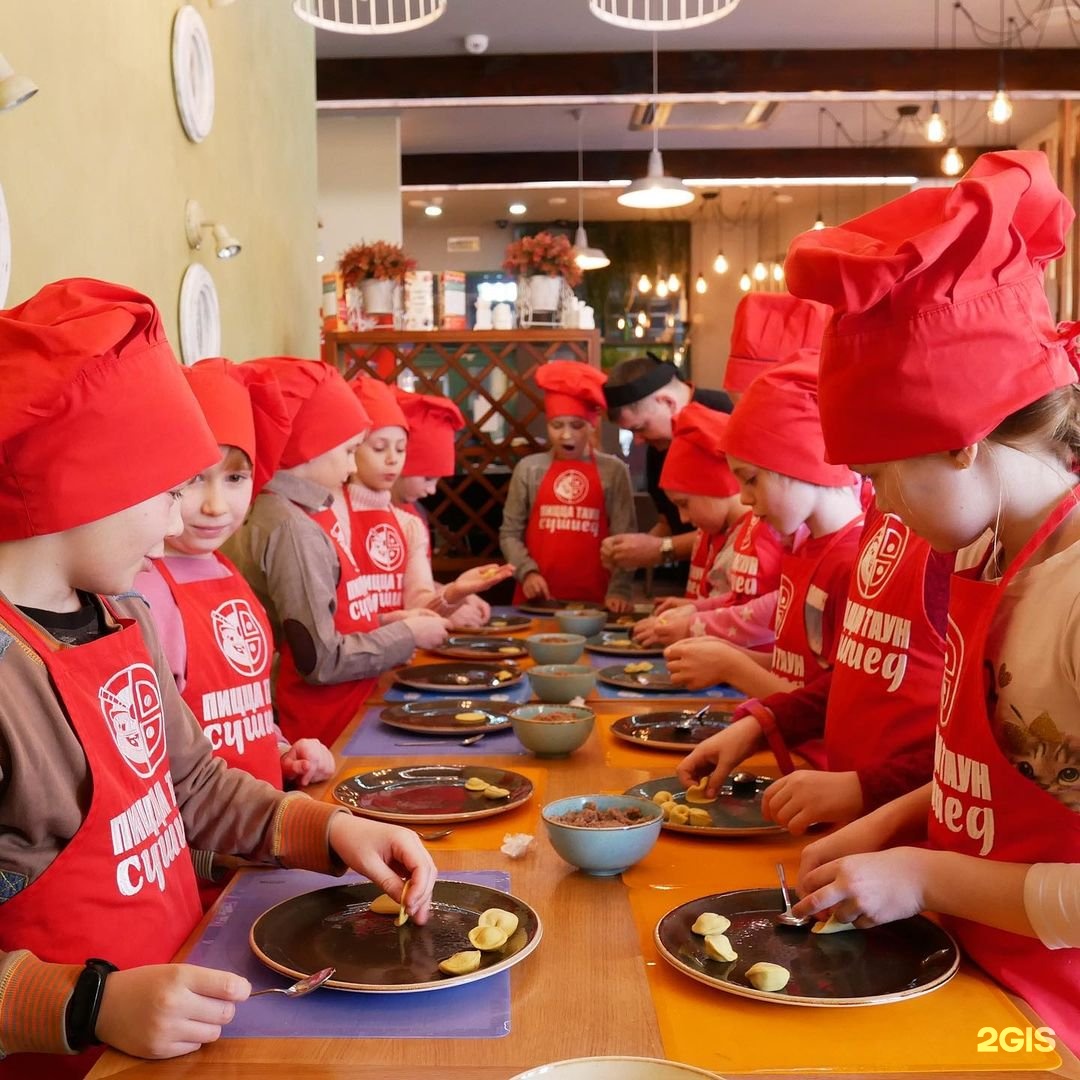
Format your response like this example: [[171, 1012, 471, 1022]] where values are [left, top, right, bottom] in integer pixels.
[[65, 958, 117, 1052], [659, 536, 676, 567]]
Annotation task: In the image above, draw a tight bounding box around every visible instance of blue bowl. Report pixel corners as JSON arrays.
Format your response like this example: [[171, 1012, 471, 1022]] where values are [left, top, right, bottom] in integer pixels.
[[524, 632, 586, 665], [510, 704, 595, 757], [527, 663, 597, 704], [541, 794, 663, 876], [554, 609, 608, 637]]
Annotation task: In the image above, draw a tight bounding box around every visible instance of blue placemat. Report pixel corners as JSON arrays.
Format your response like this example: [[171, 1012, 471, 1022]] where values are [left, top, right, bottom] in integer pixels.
[[381, 680, 533, 704], [343, 706, 529, 757], [187, 869, 511, 1039]]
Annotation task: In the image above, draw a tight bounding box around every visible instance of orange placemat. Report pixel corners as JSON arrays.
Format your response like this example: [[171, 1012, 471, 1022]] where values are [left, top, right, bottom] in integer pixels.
[[325, 765, 547, 852]]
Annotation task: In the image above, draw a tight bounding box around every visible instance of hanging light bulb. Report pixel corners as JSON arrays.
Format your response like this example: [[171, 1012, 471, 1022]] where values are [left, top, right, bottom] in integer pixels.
[[712, 250, 729, 274], [637, 310, 649, 326], [637, 273, 652, 294], [695, 273, 707, 294], [655, 278, 669, 299], [813, 212, 825, 231], [752, 260, 767, 283], [634, 324, 645, 338], [941, 145, 964, 177], [616, 316, 626, 330], [772, 262, 784, 283], [666, 314, 676, 328], [667, 272, 679, 292], [988, 87, 1013, 125], [739, 269, 752, 292], [926, 100, 946, 143]]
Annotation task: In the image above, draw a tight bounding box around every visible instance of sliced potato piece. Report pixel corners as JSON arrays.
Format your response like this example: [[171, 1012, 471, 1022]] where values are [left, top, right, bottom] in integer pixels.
[[438, 950, 482, 976], [691, 912, 731, 936], [811, 914, 858, 935], [746, 961, 791, 992], [478, 908, 519, 936], [368, 893, 400, 915], [704, 932, 738, 963], [468, 924, 509, 951]]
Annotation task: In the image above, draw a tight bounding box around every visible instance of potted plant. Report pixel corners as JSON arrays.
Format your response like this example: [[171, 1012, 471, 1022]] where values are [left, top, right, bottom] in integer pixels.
[[338, 240, 417, 315], [503, 231, 582, 313]]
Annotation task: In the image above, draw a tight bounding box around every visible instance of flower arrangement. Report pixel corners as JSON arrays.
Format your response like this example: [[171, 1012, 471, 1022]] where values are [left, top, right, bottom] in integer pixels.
[[338, 240, 416, 285], [502, 231, 582, 288]]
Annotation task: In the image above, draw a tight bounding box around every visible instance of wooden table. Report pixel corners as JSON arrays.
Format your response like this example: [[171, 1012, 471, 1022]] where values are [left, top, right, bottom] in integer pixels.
[[90, 628, 1080, 1080]]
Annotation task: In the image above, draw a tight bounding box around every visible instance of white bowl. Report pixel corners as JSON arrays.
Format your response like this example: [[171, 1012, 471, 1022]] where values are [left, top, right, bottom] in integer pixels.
[[510, 1057, 724, 1079]]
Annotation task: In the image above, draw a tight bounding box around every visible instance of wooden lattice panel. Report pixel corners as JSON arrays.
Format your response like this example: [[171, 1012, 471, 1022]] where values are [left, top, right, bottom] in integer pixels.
[[323, 330, 601, 569]]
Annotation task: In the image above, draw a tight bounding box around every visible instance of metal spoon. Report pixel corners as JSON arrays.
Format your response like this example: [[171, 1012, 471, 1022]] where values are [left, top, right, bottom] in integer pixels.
[[674, 704, 712, 731], [774, 863, 811, 928], [416, 829, 453, 841], [250, 966, 336, 998], [393, 732, 487, 746]]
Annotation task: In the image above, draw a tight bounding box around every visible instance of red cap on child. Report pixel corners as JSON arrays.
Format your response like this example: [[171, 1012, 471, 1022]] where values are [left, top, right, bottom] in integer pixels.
[[660, 402, 740, 497], [245, 358, 370, 473], [535, 360, 607, 423], [351, 374, 409, 432], [785, 150, 1080, 465], [396, 390, 464, 477], [0, 277, 218, 540], [722, 293, 832, 394], [723, 351, 856, 488]]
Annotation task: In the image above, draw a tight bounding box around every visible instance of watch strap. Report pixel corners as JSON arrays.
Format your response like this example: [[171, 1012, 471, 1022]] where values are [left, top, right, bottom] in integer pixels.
[[65, 957, 117, 1052]]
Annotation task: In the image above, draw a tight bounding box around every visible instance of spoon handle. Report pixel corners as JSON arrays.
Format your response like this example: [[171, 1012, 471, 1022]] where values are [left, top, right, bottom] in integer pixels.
[[776, 862, 794, 911]]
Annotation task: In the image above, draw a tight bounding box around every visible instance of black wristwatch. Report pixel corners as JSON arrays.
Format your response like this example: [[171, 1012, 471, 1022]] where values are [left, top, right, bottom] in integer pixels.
[[65, 957, 117, 1052]]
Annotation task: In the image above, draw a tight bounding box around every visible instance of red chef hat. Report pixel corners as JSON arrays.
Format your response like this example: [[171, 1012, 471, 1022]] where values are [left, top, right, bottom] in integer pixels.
[[660, 402, 740, 497], [245, 357, 370, 474], [396, 389, 464, 477], [785, 150, 1080, 465], [535, 360, 608, 423], [723, 351, 856, 487], [723, 293, 832, 394], [0, 277, 218, 540], [183, 358, 291, 497], [351, 373, 409, 432]]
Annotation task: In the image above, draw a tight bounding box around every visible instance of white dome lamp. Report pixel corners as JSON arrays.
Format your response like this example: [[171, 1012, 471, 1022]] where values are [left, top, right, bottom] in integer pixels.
[[292, 0, 446, 34], [571, 109, 610, 271]]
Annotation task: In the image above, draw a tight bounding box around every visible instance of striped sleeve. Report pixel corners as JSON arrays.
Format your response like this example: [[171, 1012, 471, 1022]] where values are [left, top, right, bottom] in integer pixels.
[[271, 793, 347, 875], [0, 951, 81, 1056]]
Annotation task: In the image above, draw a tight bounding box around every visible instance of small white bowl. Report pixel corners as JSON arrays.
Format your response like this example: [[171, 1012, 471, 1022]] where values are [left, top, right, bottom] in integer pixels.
[[510, 1057, 724, 1079]]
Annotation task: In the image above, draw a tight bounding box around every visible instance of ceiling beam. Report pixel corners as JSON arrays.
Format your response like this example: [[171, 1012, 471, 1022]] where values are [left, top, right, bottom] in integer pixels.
[[401, 145, 1011, 186], [318, 49, 1080, 103]]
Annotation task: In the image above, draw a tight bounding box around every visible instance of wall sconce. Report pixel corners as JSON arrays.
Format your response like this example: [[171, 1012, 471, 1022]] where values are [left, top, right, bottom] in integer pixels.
[[185, 199, 242, 259], [0, 52, 37, 112]]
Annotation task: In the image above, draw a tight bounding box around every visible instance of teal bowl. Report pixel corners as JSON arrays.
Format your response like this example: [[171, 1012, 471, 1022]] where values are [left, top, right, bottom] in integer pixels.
[[554, 609, 608, 637], [527, 663, 597, 704], [524, 632, 586, 665], [541, 794, 663, 876], [510, 704, 595, 757]]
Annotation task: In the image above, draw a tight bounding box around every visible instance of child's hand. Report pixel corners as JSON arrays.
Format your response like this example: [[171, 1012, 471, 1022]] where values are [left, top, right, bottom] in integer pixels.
[[452, 563, 514, 598], [664, 638, 736, 689], [381, 607, 444, 625], [403, 614, 450, 650], [329, 815, 437, 925], [522, 572, 551, 600], [605, 594, 634, 615], [447, 595, 489, 629], [675, 715, 765, 797], [95, 963, 250, 1059], [280, 738, 335, 787], [761, 770, 864, 835], [601, 533, 662, 570], [634, 609, 693, 647], [653, 596, 691, 617]]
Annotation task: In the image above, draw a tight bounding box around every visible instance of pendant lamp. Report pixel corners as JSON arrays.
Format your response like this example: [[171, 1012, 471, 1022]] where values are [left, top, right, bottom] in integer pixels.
[[589, 0, 741, 31], [571, 110, 610, 271], [292, 0, 446, 34]]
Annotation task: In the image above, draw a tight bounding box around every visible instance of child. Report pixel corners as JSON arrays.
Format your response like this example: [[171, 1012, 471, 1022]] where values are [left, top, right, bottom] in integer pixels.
[[500, 360, 636, 611], [665, 353, 864, 702], [135, 358, 334, 791], [782, 151, 1080, 1053], [0, 280, 435, 1075], [347, 376, 512, 628], [633, 402, 784, 652], [225, 358, 448, 748]]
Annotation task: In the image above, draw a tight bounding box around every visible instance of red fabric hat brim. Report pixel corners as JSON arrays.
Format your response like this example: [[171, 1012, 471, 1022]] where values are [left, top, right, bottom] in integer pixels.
[[535, 360, 607, 424], [660, 403, 740, 497]]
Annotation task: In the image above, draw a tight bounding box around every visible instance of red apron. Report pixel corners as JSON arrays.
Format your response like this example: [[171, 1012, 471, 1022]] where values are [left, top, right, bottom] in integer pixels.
[[512, 456, 610, 604], [275, 503, 377, 746], [826, 509, 944, 778], [0, 598, 201, 1078], [346, 495, 407, 619], [725, 512, 785, 606], [928, 488, 1080, 1055], [685, 526, 731, 601], [155, 556, 282, 787]]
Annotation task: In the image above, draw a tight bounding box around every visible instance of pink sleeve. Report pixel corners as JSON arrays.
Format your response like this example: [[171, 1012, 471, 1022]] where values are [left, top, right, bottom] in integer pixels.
[[693, 590, 778, 650], [397, 508, 439, 608], [133, 563, 188, 692]]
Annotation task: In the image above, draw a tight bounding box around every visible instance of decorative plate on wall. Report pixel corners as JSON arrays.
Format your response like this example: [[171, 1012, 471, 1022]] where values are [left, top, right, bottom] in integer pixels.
[[178, 263, 221, 365], [171, 5, 215, 143], [0, 181, 9, 308]]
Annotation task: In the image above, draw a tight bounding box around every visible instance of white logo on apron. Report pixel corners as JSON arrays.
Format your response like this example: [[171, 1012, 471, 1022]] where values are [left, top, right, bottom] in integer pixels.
[[211, 598, 268, 677], [774, 574, 794, 634], [940, 615, 964, 727], [553, 468, 588, 505], [99, 663, 166, 778], [857, 516, 908, 601], [366, 522, 405, 571]]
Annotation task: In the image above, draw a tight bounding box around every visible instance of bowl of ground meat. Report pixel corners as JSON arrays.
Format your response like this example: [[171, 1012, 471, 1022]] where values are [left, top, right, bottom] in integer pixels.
[[541, 794, 663, 875], [526, 663, 597, 704], [524, 632, 587, 665], [510, 703, 596, 756]]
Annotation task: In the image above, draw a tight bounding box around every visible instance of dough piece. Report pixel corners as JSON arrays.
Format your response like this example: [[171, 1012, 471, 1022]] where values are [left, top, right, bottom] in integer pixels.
[[623, 661, 654, 675], [704, 933, 738, 963], [368, 893, 400, 915], [651, 790, 674, 805], [468, 924, 509, 951], [496, 669, 515, 681], [668, 804, 691, 825], [684, 782, 717, 805], [687, 807, 712, 827], [490, 619, 507, 627], [439, 950, 482, 976], [481, 566, 501, 579], [465, 776, 491, 791], [395, 880, 411, 927], [483, 785, 510, 799], [811, 914, 858, 935], [478, 908, 519, 936], [455, 711, 488, 724], [660, 799, 679, 820], [497, 646, 520, 654], [608, 637, 633, 646], [691, 912, 731, 936], [746, 961, 791, 992]]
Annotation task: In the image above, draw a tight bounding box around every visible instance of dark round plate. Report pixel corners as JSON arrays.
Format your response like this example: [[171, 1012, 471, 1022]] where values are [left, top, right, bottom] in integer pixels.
[[250, 879, 542, 993], [431, 636, 529, 661], [515, 599, 598, 615], [597, 661, 682, 692], [379, 699, 515, 736], [623, 775, 783, 837], [610, 709, 734, 751], [655, 887, 959, 1006], [394, 661, 524, 693], [452, 614, 534, 635], [334, 764, 534, 823], [584, 632, 665, 658], [604, 613, 649, 632]]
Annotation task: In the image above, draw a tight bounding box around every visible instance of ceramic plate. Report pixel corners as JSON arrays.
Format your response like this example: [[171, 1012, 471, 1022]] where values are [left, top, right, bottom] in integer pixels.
[[379, 699, 515, 736], [584, 632, 665, 658], [251, 879, 542, 993], [393, 661, 524, 693], [334, 763, 534, 823], [453, 614, 534, 635], [655, 887, 959, 1006], [431, 636, 529, 661], [609, 709, 734, 751], [597, 661, 683, 692], [604, 613, 649, 633], [622, 775, 783, 837]]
